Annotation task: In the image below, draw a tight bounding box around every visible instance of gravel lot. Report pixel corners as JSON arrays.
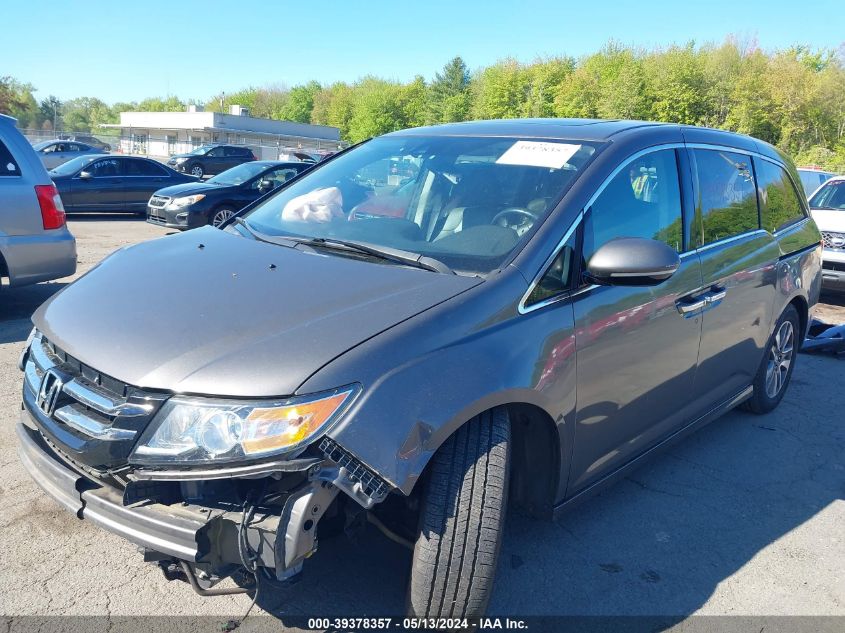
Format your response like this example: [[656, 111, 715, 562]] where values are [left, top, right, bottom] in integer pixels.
[[1, 217, 843, 624]]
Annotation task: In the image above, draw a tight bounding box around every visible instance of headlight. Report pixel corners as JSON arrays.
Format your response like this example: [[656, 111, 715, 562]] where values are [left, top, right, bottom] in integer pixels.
[[130, 386, 358, 466], [173, 157, 188, 163], [165, 194, 205, 209]]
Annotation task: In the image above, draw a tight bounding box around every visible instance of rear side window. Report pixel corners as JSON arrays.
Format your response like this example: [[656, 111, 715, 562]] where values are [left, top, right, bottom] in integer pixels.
[[691, 149, 758, 245], [583, 148, 684, 262], [755, 158, 807, 233], [126, 159, 167, 176], [0, 139, 21, 176]]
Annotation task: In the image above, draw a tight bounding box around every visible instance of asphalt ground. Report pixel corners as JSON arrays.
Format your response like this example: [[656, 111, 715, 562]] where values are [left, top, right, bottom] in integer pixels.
[[0, 217, 843, 627]]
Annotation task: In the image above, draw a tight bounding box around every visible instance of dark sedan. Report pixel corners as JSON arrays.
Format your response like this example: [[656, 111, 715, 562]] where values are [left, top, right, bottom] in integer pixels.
[[49, 155, 197, 214], [147, 160, 311, 229]]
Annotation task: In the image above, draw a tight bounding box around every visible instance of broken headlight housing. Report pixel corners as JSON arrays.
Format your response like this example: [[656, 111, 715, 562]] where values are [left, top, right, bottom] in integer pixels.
[[130, 385, 358, 466]]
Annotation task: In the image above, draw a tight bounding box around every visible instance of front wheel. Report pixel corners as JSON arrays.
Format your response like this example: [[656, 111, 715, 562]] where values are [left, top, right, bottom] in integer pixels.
[[408, 408, 510, 618], [190, 163, 204, 178], [742, 304, 800, 414], [211, 207, 235, 227]]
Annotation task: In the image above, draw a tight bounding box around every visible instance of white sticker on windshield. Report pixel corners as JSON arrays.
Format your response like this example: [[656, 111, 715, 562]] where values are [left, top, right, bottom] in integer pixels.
[[495, 141, 581, 169]]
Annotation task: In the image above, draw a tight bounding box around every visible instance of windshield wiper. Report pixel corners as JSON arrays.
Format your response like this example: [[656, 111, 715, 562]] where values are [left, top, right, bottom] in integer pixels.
[[293, 236, 455, 274], [231, 218, 453, 274]]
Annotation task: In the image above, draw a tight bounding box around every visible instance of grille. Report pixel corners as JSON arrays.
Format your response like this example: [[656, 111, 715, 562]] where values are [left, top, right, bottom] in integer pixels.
[[821, 231, 845, 250], [319, 436, 391, 500], [23, 332, 166, 473]]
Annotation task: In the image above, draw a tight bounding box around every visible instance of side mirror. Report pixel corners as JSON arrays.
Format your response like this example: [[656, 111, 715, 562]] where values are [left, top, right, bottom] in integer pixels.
[[585, 237, 680, 286], [79, 170, 93, 180]]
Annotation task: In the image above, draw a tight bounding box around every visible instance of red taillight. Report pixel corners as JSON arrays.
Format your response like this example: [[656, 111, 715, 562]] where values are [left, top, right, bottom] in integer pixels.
[[35, 184, 66, 230]]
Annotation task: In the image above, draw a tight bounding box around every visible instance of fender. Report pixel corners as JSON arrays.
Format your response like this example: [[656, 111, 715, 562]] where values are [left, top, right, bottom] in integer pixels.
[[297, 268, 577, 501]]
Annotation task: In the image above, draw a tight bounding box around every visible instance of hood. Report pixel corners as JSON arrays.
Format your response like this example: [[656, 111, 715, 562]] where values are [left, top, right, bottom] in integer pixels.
[[154, 180, 225, 198], [33, 227, 480, 397], [810, 208, 845, 232], [169, 153, 197, 160]]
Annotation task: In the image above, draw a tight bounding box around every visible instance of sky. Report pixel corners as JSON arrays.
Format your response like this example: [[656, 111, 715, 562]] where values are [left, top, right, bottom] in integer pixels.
[[3, 0, 844, 104]]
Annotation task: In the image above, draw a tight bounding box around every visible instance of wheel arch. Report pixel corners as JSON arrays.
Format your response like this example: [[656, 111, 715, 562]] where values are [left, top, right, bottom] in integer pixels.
[[407, 400, 562, 521]]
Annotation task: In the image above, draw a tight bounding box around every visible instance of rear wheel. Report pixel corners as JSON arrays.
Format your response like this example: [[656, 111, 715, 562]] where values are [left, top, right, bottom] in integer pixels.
[[407, 408, 510, 618], [742, 304, 800, 414], [211, 207, 235, 227], [190, 163, 204, 178]]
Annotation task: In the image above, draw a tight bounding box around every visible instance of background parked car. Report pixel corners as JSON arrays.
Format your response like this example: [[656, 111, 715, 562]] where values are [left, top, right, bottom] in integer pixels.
[[808, 175, 845, 292], [49, 155, 198, 215], [166, 144, 256, 178], [0, 115, 76, 288], [32, 139, 105, 169], [59, 134, 112, 152], [147, 160, 311, 228], [798, 167, 837, 197]]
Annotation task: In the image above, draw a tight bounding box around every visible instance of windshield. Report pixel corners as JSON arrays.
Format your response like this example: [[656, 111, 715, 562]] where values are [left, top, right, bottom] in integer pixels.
[[209, 162, 269, 186], [32, 141, 53, 151], [48, 155, 97, 176], [809, 180, 845, 210], [189, 145, 213, 155], [242, 135, 598, 274]]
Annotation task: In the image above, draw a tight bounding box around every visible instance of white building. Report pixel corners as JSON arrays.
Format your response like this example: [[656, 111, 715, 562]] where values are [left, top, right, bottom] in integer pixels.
[[103, 105, 343, 160]]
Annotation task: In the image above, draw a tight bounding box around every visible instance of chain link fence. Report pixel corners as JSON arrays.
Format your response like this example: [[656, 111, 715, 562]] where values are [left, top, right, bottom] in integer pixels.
[[18, 127, 346, 162]]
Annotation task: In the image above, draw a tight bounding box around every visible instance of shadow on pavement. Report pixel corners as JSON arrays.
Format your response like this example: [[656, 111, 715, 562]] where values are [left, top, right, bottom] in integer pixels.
[[247, 357, 843, 620], [0, 282, 67, 344]]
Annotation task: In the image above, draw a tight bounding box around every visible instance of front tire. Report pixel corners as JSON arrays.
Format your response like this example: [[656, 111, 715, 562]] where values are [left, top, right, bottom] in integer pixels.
[[408, 408, 510, 618], [190, 163, 204, 178], [742, 304, 800, 414]]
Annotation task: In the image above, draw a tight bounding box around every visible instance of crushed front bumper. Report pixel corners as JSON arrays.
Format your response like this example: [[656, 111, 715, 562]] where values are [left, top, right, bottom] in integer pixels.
[[16, 415, 341, 578]]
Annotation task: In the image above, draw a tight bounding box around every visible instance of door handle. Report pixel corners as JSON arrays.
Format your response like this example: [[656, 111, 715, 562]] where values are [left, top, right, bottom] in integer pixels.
[[705, 286, 727, 305], [676, 295, 708, 316]]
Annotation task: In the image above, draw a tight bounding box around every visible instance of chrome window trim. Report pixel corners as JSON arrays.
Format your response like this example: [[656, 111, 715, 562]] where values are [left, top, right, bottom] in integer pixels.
[[696, 229, 768, 254], [517, 140, 802, 315]]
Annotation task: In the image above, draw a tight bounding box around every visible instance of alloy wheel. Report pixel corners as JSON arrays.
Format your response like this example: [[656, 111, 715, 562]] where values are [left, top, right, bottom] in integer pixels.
[[212, 208, 235, 227], [765, 320, 794, 398], [191, 165, 204, 178]]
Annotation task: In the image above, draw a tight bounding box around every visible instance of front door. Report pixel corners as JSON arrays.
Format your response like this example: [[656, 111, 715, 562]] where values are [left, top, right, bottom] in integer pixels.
[[568, 148, 704, 494], [70, 157, 125, 211]]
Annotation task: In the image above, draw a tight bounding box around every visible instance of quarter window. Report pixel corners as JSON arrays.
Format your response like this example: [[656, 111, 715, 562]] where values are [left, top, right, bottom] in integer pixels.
[[755, 158, 807, 233], [583, 149, 683, 263], [0, 140, 21, 176], [691, 149, 758, 245], [526, 229, 578, 307]]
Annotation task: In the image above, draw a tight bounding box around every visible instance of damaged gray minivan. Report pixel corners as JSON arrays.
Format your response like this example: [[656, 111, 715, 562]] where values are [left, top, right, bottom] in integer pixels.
[[17, 119, 822, 617]]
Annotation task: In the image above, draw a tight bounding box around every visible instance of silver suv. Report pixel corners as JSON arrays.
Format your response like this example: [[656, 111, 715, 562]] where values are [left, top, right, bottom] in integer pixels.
[[0, 114, 76, 288]]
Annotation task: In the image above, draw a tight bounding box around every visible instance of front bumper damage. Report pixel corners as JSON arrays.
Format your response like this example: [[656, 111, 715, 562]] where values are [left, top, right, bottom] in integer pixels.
[[17, 409, 391, 586]]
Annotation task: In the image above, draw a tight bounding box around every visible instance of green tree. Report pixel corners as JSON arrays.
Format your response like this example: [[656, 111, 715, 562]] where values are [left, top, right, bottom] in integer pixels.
[[428, 56, 471, 123], [278, 81, 321, 123], [471, 59, 529, 119]]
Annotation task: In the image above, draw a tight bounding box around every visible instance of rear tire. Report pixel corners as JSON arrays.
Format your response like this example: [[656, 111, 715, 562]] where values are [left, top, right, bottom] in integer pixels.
[[407, 408, 510, 619], [742, 304, 800, 414]]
